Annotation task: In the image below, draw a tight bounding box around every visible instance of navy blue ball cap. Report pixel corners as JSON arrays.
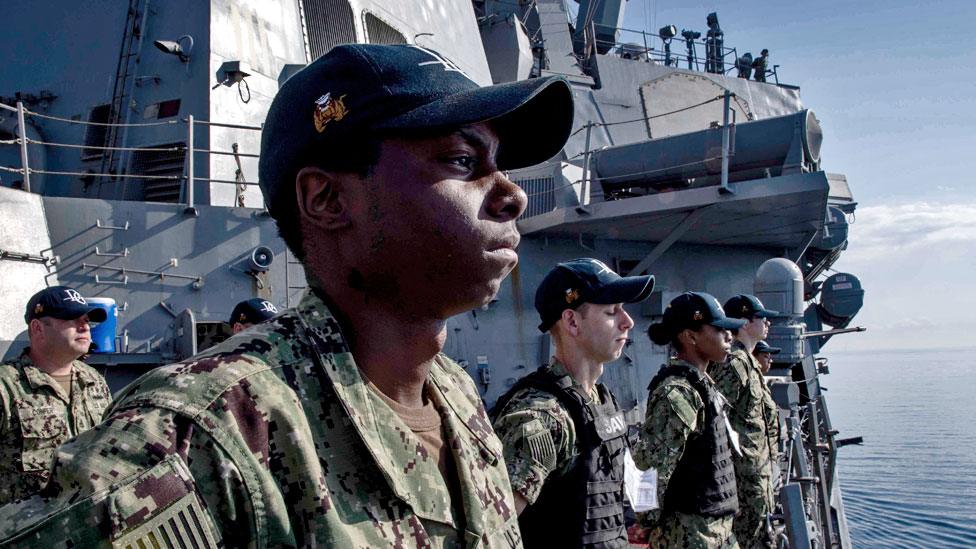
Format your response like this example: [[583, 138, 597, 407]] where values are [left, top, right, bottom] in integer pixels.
[[723, 294, 779, 319], [24, 286, 107, 324], [666, 292, 746, 331], [230, 298, 279, 325], [535, 258, 654, 332], [754, 340, 781, 355], [259, 44, 575, 216]]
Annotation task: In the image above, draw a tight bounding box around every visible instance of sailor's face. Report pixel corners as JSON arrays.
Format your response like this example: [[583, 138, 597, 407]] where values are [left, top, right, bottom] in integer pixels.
[[36, 315, 92, 357], [696, 323, 733, 363], [348, 122, 527, 317], [575, 302, 634, 364], [743, 315, 769, 340], [755, 351, 773, 374]]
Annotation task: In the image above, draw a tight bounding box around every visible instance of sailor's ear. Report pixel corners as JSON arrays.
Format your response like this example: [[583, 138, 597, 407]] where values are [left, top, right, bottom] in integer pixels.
[[295, 167, 351, 230], [561, 308, 581, 336]]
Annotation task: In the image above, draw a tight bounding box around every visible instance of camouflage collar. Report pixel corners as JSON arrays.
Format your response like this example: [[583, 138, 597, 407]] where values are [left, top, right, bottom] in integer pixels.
[[667, 358, 706, 380], [547, 358, 598, 402], [15, 353, 97, 390], [294, 289, 501, 528]]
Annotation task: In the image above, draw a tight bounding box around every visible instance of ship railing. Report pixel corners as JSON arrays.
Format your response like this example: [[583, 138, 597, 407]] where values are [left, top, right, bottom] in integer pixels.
[[586, 25, 781, 84], [0, 101, 262, 212]]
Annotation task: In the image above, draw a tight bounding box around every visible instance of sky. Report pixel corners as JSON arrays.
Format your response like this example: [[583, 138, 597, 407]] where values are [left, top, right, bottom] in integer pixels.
[[596, 0, 976, 351]]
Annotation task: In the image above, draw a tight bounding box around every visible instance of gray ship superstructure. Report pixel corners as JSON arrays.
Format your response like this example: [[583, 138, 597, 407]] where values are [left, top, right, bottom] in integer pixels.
[[0, 1, 863, 546]]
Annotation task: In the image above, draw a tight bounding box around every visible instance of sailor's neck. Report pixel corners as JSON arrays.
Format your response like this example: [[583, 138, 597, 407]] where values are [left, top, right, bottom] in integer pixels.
[[28, 346, 75, 377]]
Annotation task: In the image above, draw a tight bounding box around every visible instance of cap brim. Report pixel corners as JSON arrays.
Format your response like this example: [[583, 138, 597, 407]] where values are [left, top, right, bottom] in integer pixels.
[[592, 275, 656, 305], [766, 346, 782, 354], [379, 76, 574, 170], [754, 308, 780, 318], [50, 306, 107, 323], [711, 317, 747, 330]]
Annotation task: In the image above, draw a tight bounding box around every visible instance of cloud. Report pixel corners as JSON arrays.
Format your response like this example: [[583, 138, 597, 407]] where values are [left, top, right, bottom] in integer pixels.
[[844, 201, 976, 262]]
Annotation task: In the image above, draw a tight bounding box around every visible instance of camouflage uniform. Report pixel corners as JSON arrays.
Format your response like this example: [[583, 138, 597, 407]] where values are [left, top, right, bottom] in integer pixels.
[[632, 359, 738, 548], [708, 342, 779, 548], [0, 352, 112, 504], [0, 290, 521, 548], [491, 360, 584, 504]]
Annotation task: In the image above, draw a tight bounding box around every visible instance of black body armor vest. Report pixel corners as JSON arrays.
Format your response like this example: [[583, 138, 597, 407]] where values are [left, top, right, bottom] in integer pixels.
[[646, 365, 739, 518], [492, 366, 630, 548]]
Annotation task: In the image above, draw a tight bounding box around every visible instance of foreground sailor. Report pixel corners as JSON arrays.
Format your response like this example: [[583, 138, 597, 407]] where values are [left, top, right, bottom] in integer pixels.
[[708, 295, 781, 548], [634, 292, 746, 548], [492, 258, 654, 548], [752, 340, 780, 375], [0, 44, 573, 547], [229, 297, 279, 333], [0, 286, 112, 505]]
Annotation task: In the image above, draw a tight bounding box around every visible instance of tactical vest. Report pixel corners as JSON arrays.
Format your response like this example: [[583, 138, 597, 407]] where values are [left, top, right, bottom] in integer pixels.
[[647, 365, 739, 518], [492, 366, 629, 548]]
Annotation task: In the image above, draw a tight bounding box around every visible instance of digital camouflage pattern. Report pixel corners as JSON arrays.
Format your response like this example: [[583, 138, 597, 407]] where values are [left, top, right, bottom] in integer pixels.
[[0, 290, 521, 548], [0, 353, 112, 505], [632, 359, 738, 548], [491, 360, 585, 505], [708, 343, 779, 548]]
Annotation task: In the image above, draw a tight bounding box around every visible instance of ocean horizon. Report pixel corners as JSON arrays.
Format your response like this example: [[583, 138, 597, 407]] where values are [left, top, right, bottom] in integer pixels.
[[825, 347, 976, 548]]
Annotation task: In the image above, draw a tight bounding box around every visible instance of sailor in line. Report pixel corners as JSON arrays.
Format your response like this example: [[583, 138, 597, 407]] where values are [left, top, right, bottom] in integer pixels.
[[707, 295, 781, 548], [0, 44, 574, 546], [228, 297, 279, 333], [0, 286, 113, 505], [633, 292, 746, 548], [491, 258, 654, 548], [752, 340, 781, 375]]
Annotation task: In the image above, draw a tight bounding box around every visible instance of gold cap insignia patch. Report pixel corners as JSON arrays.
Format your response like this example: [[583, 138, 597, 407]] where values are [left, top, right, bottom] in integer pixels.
[[742, 305, 750, 314], [313, 93, 348, 133], [34, 304, 43, 315], [693, 310, 703, 321], [565, 289, 579, 304]]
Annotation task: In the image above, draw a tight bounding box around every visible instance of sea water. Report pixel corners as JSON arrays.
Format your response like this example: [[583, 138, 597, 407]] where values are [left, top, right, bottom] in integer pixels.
[[825, 347, 976, 548]]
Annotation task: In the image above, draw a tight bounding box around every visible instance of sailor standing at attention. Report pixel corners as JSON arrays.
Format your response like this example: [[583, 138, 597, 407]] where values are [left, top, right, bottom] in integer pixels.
[[0, 286, 113, 505], [752, 340, 781, 375], [708, 295, 781, 548], [633, 292, 746, 548], [492, 258, 655, 548], [228, 297, 279, 333], [0, 44, 574, 547]]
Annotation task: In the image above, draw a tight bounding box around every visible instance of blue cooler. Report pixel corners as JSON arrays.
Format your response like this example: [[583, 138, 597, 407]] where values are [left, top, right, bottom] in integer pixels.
[[86, 297, 118, 353]]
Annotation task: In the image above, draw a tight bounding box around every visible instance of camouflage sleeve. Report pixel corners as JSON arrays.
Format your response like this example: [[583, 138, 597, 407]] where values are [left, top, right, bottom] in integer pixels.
[[710, 354, 748, 406], [632, 384, 701, 524], [0, 406, 252, 546], [492, 392, 576, 505]]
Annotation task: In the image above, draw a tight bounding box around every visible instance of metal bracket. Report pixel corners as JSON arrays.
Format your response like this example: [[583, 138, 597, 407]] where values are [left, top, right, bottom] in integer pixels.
[[94, 274, 128, 285], [95, 219, 130, 231], [626, 206, 711, 275], [94, 246, 130, 257]]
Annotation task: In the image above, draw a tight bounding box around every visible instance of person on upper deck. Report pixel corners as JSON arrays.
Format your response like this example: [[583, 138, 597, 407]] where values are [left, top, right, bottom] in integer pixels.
[[0, 286, 112, 505], [707, 295, 781, 548], [491, 258, 654, 548], [0, 44, 575, 547], [633, 291, 746, 548], [751, 49, 769, 82]]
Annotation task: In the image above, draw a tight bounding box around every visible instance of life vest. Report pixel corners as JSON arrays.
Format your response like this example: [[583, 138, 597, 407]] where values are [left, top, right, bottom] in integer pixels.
[[647, 364, 739, 517], [492, 365, 629, 548]]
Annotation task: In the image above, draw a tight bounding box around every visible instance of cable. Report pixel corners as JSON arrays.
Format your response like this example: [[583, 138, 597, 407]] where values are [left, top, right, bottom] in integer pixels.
[[0, 165, 24, 174], [26, 110, 179, 127], [25, 138, 184, 153], [567, 94, 726, 137], [29, 168, 180, 180]]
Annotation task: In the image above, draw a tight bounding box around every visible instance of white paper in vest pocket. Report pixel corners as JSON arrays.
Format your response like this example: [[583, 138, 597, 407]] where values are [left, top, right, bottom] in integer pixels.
[[623, 449, 658, 512]]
